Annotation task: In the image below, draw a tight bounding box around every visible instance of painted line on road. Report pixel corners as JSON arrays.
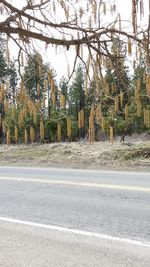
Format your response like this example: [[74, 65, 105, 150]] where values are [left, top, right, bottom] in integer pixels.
[[0, 176, 150, 192], [0, 216, 150, 248]]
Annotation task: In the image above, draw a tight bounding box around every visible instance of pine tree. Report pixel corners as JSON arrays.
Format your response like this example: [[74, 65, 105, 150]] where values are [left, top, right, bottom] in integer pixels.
[[69, 64, 85, 138], [24, 52, 49, 102], [69, 64, 85, 117]]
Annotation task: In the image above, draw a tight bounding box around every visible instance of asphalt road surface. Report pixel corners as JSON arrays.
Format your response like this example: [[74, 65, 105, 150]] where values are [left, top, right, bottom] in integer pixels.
[[0, 166, 150, 266]]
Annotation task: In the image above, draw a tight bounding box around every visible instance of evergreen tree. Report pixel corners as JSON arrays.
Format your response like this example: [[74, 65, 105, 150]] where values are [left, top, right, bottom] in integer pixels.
[[24, 52, 49, 102], [59, 76, 68, 110], [69, 64, 85, 118], [133, 61, 149, 107], [7, 61, 18, 104], [68, 64, 85, 138], [59, 76, 68, 97], [0, 50, 8, 82], [105, 62, 130, 114]]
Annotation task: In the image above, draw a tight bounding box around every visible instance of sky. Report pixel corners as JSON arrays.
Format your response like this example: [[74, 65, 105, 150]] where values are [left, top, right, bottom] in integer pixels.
[[46, 0, 133, 79], [2, 0, 149, 81], [47, 0, 148, 79]]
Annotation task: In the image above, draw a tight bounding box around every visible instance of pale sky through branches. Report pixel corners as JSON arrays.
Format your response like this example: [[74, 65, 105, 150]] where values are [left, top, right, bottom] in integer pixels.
[[2, 0, 149, 80], [47, 0, 133, 79], [48, 0, 148, 79]]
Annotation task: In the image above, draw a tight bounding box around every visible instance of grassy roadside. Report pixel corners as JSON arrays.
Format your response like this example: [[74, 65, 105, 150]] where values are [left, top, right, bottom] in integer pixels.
[[0, 140, 150, 172]]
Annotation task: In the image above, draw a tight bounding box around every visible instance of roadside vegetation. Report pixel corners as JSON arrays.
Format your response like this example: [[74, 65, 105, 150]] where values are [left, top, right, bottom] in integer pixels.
[[0, 1, 150, 162], [0, 136, 150, 171], [0, 38, 150, 146]]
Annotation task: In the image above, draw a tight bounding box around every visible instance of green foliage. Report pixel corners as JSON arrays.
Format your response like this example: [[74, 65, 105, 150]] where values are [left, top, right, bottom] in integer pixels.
[[8, 62, 17, 89], [24, 52, 49, 102], [59, 76, 68, 97], [105, 64, 130, 107], [1, 36, 150, 145], [0, 51, 8, 81], [45, 109, 57, 142], [69, 64, 85, 115]]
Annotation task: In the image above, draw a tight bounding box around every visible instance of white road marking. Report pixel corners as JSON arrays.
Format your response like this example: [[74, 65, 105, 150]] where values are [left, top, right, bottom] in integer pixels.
[[0, 176, 150, 192], [0, 216, 149, 248]]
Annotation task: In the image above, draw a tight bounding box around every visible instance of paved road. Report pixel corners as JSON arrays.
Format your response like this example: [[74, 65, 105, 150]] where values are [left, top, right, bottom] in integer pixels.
[[0, 167, 150, 266]]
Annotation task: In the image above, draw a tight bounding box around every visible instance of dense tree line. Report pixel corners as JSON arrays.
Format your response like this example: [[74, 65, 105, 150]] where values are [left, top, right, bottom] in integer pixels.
[[0, 1, 150, 144], [0, 34, 150, 145]]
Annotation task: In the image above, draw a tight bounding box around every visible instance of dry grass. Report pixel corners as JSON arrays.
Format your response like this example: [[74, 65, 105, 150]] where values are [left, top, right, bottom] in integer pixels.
[[0, 133, 150, 171]]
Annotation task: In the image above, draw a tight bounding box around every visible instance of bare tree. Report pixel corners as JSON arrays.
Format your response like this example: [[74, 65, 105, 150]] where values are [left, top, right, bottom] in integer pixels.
[[0, 0, 149, 83]]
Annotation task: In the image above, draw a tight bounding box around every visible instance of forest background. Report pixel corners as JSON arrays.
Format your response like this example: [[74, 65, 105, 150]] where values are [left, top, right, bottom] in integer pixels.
[[0, 0, 150, 170]]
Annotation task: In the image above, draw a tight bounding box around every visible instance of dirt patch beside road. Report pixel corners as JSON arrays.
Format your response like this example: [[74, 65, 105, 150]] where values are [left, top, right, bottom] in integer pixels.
[[0, 133, 150, 172]]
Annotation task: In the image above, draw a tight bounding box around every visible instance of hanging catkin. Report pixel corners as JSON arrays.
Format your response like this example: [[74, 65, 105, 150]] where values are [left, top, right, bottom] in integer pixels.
[[140, 0, 144, 18], [145, 110, 150, 128], [143, 70, 146, 83], [95, 105, 102, 123], [36, 100, 41, 112], [12, 105, 16, 120], [125, 104, 128, 120], [80, 109, 84, 128], [48, 71, 56, 107], [14, 125, 18, 143], [135, 78, 141, 104], [27, 99, 33, 116], [102, 2, 106, 15], [146, 75, 150, 97], [5, 81, 9, 95], [132, 0, 137, 33], [88, 106, 95, 143], [67, 117, 72, 139], [57, 121, 61, 142], [111, 83, 116, 93], [136, 100, 142, 117], [78, 111, 81, 129], [42, 95, 47, 109], [92, 2, 97, 23], [37, 82, 40, 97], [128, 38, 132, 56], [40, 118, 44, 141], [60, 93, 65, 109], [18, 110, 24, 128], [20, 83, 25, 103], [4, 98, 9, 112], [110, 126, 114, 144], [44, 79, 48, 92], [136, 78, 141, 94], [51, 92, 56, 107], [120, 91, 124, 108], [33, 105, 37, 125], [143, 108, 146, 126], [0, 91, 2, 103], [89, 114, 94, 144], [79, 6, 83, 19], [24, 129, 28, 145], [85, 74, 88, 97], [118, 13, 121, 31], [53, 0, 56, 14], [21, 52, 24, 66], [30, 126, 35, 143], [101, 116, 105, 131], [6, 128, 10, 146], [114, 96, 119, 112], [145, 110, 148, 127]]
